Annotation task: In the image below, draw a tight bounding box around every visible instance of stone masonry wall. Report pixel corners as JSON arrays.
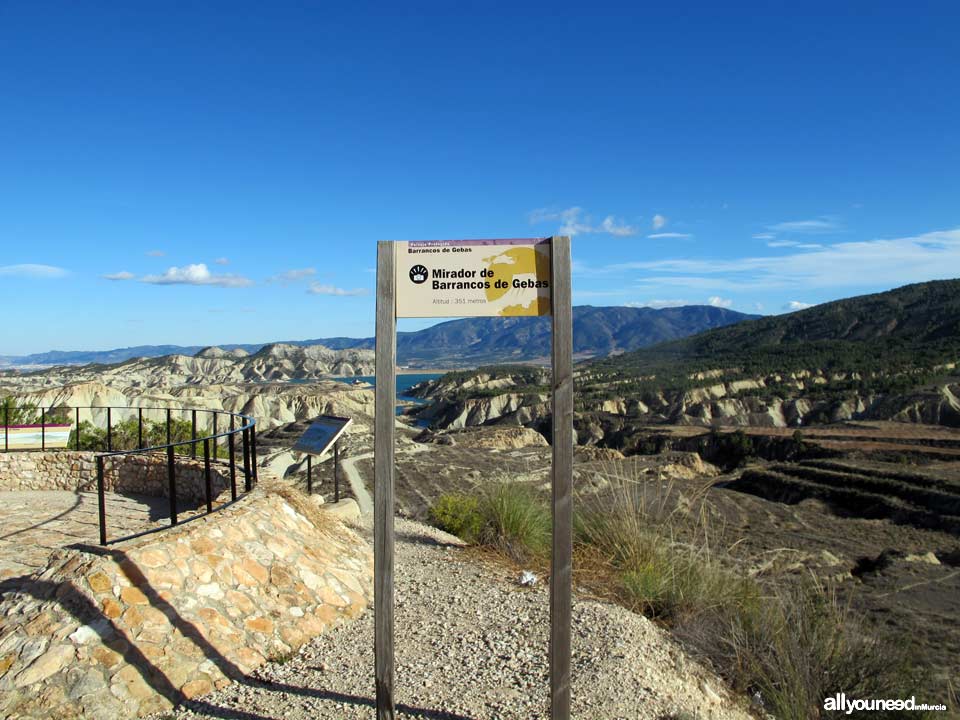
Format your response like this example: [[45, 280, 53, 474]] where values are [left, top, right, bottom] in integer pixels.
[[0, 480, 373, 719], [0, 450, 232, 503]]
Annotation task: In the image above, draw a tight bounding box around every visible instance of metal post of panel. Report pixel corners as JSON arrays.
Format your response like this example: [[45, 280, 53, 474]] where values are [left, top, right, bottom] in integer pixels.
[[191, 410, 197, 458], [166, 409, 172, 446], [550, 236, 574, 720], [250, 424, 258, 483], [242, 427, 251, 492], [374, 240, 397, 719], [4, 405, 8, 452], [138, 408, 143, 449], [229, 415, 237, 501], [334, 441, 341, 503], [41, 408, 46, 450], [212, 412, 218, 457], [203, 438, 213, 514], [76, 407, 81, 450], [96, 456, 107, 545], [307, 455, 312, 494], [167, 445, 178, 526], [106, 407, 112, 452]]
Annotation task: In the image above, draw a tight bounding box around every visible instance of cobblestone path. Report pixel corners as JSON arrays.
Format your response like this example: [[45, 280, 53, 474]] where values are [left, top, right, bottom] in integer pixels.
[[0, 490, 206, 589]]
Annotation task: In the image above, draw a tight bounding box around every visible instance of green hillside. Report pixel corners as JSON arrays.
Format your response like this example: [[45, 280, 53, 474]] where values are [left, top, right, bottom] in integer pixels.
[[586, 280, 960, 393]]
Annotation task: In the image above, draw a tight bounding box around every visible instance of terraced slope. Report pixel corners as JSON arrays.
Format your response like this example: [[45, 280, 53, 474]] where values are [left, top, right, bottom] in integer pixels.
[[729, 460, 960, 535]]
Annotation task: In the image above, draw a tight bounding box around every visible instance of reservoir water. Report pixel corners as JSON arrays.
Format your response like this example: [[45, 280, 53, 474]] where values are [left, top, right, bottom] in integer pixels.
[[332, 373, 443, 396], [331, 373, 444, 419]]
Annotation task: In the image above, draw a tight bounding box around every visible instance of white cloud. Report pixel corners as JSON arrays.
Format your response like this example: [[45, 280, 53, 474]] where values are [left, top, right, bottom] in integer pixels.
[[599, 216, 638, 237], [648, 232, 692, 240], [753, 233, 776, 240], [141, 263, 254, 288], [612, 228, 960, 293], [767, 240, 800, 247], [766, 217, 840, 234], [785, 300, 813, 311], [0, 264, 68, 278], [269, 267, 316, 284], [652, 214, 667, 230], [557, 208, 594, 235], [103, 271, 135, 281], [307, 283, 368, 296], [625, 297, 734, 309], [214, 257, 230, 265], [626, 299, 690, 309], [529, 206, 637, 237], [146, 250, 165, 257]]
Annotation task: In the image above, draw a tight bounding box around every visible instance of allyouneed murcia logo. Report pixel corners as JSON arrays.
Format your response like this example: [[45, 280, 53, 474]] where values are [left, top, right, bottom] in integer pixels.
[[824, 693, 947, 714]]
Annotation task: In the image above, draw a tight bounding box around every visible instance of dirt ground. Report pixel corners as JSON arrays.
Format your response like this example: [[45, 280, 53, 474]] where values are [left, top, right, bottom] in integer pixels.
[[265, 418, 960, 701], [347, 441, 960, 699]]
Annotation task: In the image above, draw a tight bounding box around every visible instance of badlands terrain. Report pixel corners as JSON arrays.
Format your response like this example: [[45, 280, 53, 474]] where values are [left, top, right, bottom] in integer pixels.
[[0, 343, 376, 432], [4, 280, 960, 713]]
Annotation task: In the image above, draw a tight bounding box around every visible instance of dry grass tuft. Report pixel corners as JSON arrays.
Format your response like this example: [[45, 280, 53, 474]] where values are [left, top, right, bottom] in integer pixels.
[[261, 479, 336, 537], [428, 459, 944, 719]]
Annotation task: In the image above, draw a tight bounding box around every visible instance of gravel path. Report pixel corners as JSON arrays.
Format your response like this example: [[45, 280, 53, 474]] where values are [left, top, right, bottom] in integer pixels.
[[340, 450, 374, 515], [155, 517, 751, 720]]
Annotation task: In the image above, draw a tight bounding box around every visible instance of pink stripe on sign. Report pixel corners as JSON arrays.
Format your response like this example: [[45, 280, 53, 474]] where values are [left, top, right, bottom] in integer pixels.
[[404, 238, 549, 249]]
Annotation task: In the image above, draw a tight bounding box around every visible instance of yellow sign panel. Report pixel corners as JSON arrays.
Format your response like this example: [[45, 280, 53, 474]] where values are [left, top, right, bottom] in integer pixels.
[[395, 238, 552, 318]]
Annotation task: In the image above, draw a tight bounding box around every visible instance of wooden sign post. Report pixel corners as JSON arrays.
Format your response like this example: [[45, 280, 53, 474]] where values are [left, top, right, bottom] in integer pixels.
[[374, 236, 572, 719]]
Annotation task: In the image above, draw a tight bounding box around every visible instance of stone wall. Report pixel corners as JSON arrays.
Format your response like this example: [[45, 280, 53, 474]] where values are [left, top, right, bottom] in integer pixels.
[[0, 480, 373, 719], [0, 450, 232, 503]]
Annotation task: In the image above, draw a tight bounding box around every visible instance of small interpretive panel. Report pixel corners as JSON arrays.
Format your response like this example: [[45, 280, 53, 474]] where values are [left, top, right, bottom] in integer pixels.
[[293, 415, 353, 456], [395, 238, 552, 318]]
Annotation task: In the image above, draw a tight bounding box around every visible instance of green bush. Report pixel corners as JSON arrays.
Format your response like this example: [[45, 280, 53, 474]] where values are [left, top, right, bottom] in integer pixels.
[[480, 482, 551, 560], [709, 429, 756, 469], [69, 416, 229, 456], [429, 494, 483, 543], [429, 482, 551, 562], [0, 396, 70, 425]]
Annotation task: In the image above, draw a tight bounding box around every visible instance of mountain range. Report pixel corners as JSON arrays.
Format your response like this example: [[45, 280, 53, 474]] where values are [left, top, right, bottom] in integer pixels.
[[1, 305, 757, 369], [410, 279, 960, 433], [589, 279, 960, 385]]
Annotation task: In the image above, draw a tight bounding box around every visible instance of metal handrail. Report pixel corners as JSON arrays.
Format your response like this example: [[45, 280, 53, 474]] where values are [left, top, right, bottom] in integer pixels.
[[0, 404, 257, 545]]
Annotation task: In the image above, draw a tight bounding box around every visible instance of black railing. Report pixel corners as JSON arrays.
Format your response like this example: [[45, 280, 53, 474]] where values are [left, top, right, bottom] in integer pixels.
[[0, 405, 257, 545]]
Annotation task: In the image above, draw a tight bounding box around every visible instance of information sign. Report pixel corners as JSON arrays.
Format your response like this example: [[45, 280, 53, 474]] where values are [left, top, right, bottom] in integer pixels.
[[293, 415, 352, 456], [395, 238, 551, 318], [375, 236, 573, 720]]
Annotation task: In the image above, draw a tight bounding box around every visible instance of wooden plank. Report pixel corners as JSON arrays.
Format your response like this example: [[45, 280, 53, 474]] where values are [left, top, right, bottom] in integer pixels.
[[374, 240, 397, 720], [549, 235, 573, 720]]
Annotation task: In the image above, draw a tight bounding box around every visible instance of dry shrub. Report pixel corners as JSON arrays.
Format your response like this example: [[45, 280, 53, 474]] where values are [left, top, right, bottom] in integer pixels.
[[679, 580, 939, 720], [428, 461, 943, 719], [430, 480, 551, 564], [574, 459, 755, 623]]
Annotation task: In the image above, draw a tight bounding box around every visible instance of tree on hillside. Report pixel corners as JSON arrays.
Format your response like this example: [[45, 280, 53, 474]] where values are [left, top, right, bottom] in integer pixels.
[[0, 396, 71, 426]]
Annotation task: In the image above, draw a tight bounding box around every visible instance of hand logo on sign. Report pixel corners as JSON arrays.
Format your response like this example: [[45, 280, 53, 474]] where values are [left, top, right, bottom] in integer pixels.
[[409, 265, 428, 284]]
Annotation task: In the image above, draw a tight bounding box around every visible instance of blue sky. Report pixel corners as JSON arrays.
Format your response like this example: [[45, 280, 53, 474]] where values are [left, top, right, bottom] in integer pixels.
[[1, 2, 958, 355]]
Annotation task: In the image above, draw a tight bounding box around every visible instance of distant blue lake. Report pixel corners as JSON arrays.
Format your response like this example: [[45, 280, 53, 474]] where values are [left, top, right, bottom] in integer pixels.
[[332, 373, 443, 396], [331, 373, 444, 419]]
